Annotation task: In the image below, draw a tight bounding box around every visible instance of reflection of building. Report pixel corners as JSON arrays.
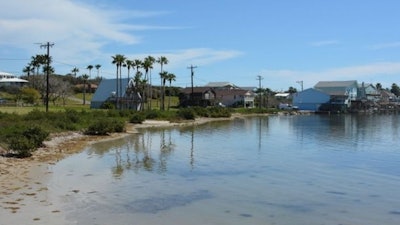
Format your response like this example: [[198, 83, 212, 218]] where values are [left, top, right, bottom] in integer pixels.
[[179, 81, 255, 108], [0, 71, 28, 87]]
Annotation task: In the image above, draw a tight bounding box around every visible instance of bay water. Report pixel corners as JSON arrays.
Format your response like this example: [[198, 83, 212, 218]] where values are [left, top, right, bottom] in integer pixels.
[[48, 115, 400, 225]]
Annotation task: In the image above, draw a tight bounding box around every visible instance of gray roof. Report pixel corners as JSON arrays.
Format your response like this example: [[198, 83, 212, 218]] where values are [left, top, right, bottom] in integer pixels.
[[205, 82, 238, 88], [91, 78, 130, 103], [314, 80, 357, 88], [314, 80, 358, 95]]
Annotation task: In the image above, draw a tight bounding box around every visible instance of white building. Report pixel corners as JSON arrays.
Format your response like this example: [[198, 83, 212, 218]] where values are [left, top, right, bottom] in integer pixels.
[[0, 71, 28, 87]]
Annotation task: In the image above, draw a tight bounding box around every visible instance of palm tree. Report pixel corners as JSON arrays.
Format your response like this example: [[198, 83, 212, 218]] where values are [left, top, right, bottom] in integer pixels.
[[23, 64, 34, 77], [31, 54, 46, 89], [71, 67, 79, 77], [124, 60, 134, 81], [112, 54, 126, 107], [133, 59, 142, 72], [142, 56, 155, 109], [86, 65, 94, 79], [166, 73, 176, 110], [81, 74, 89, 105], [159, 71, 168, 110], [95, 64, 101, 79], [157, 56, 168, 110]]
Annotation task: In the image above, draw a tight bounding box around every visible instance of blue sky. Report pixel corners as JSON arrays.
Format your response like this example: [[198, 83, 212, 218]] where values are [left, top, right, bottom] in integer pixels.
[[1, 0, 400, 91]]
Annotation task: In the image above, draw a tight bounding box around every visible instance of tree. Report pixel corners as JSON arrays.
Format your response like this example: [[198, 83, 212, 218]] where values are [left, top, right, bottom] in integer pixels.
[[159, 71, 168, 110], [81, 74, 89, 105], [157, 56, 169, 110], [95, 64, 101, 79], [166, 73, 176, 110], [23, 64, 34, 77], [112, 54, 127, 107], [30, 54, 47, 89], [376, 83, 382, 90], [142, 56, 155, 109], [390, 83, 400, 97], [86, 65, 94, 79], [124, 60, 134, 81], [287, 86, 297, 94], [71, 67, 79, 77]]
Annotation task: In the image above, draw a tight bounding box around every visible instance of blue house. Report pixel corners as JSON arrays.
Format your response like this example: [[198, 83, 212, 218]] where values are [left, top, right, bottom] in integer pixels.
[[293, 80, 359, 112], [90, 78, 141, 110], [292, 88, 330, 111]]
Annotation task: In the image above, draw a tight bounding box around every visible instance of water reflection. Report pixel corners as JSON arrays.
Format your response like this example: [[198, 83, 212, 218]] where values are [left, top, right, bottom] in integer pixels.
[[85, 118, 271, 178], [289, 114, 400, 151]]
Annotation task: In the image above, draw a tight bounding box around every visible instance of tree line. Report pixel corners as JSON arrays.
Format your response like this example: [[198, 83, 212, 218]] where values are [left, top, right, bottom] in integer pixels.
[[15, 54, 178, 109]]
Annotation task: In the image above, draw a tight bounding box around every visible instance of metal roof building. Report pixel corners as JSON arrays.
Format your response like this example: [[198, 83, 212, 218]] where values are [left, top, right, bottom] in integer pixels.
[[0, 71, 28, 87]]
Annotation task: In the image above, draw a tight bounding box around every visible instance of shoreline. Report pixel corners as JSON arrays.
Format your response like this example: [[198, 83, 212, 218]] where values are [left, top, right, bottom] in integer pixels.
[[0, 114, 266, 223], [0, 111, 391, 224]]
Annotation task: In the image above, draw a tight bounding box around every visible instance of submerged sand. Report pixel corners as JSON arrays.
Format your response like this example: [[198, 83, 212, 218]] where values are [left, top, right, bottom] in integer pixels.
[[0, 116, 246, 224]]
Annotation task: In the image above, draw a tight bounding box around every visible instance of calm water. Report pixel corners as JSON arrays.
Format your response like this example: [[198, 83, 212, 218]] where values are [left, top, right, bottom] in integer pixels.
[[48, 115, 400, 225]]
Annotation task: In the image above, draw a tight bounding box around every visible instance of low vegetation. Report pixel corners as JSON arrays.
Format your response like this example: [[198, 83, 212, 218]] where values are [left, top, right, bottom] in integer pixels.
[[0, 106, 258, 158]]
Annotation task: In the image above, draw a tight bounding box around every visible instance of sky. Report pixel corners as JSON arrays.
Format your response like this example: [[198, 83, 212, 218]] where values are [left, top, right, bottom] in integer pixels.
[[1, 0, 400, 91]]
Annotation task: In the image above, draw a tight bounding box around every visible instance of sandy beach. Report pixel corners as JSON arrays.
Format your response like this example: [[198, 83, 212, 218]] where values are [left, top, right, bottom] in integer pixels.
[[0, 116, 245, 224]]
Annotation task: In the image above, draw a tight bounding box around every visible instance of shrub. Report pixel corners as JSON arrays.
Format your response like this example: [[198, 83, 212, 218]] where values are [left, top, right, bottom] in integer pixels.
[[101, 101, 115, 109], [85, 118, 125, 135], [207, 107, 232, 118], [130, 113, 145, 124], [145, 110, 159, 119], [177, 108, 196, 120], [7, 126, 49, 158], [8, 136, 34, 157]]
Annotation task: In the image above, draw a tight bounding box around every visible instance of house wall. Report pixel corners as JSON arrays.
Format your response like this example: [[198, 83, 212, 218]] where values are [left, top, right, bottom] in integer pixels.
[[293, 88, 330, 111]]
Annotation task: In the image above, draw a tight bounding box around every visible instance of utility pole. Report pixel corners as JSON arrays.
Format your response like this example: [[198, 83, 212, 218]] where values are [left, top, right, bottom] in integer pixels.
[[296, 80, 304, 92], [38, 42, 54, 112], [256, 75, 263, 109], [187, 65, 197, 105]]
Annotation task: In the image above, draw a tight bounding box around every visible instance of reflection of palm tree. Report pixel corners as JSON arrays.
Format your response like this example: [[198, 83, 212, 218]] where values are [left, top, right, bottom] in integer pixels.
[[112, 149, 124, 178]]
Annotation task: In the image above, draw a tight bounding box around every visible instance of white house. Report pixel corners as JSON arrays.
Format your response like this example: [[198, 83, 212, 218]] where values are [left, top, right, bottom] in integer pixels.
[[0, 71, 28, 87]]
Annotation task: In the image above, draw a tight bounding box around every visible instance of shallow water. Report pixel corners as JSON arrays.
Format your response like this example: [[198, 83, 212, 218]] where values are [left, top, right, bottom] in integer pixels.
[[48, 115, 400, 225]]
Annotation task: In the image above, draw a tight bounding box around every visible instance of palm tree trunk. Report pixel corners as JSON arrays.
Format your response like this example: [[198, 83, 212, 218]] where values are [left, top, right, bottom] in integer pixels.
[[168, 82, 171, 110]]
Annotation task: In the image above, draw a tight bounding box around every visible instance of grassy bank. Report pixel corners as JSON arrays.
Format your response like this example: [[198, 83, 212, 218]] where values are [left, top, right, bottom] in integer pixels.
[[0, 106, 244, 157]]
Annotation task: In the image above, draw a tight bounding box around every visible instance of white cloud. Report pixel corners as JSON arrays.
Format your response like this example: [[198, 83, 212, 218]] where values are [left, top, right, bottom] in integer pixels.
[[0, 0, 242, 77], [0, 0, 173, 69]]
